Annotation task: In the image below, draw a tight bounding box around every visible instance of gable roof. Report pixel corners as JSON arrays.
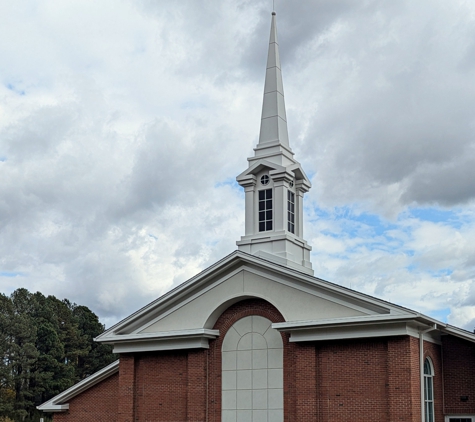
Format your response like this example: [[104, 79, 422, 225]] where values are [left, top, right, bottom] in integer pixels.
[[93, 250, 475, 352]]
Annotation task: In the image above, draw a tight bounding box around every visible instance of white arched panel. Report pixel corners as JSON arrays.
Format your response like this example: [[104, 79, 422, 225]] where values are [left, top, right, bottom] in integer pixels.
[[222, 316, 283, 422]]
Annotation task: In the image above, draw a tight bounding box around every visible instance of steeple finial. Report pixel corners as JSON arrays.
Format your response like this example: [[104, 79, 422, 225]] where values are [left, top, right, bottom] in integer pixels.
[[258, 12, 289, 148]]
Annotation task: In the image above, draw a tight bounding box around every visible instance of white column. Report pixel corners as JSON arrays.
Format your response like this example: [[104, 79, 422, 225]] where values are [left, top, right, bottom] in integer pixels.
[[270, 170, 293, 233], [244, 186, 255, 235], [273, 181, 286, 232], [238, 176, 256, 236], [296, 189, 304, 238]]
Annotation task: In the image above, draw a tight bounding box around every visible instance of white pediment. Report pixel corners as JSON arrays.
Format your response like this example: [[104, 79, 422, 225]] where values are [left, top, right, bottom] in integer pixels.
[[236, 159, 285, 182], [95, 252, 427, 352], [139, 268, 370, 334]]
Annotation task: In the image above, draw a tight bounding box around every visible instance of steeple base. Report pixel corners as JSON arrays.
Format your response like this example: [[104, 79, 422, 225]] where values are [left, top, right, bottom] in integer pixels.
[[237, 233, 313, 275]]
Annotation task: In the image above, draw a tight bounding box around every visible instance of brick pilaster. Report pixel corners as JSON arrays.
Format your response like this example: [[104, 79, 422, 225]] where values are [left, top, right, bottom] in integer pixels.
[[295, 343, 318, 420], [118, 354, 135, 422], [387, 336, 419, 422], [187, 349, 208, 421]]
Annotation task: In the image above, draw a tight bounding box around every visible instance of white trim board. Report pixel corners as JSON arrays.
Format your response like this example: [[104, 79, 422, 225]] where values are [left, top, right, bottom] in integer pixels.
[[37, 360, 119, 413]]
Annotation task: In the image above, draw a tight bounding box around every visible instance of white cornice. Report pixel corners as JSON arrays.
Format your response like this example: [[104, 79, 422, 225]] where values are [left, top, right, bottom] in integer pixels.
[[112, 337, 213, 353], [285, 322, 424, 343], [97, 328, 219, 343], [97, 328, 219, 353], [272, 314, 419, 331], [37, 360, 119, 413], [273, 316, 443, 344]]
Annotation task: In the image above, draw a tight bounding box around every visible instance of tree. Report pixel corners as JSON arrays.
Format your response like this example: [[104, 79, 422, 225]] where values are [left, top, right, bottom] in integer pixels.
[[0, 289, 115, 422], [72, 305, 115, 379], [0, 294, 14, 418], [9, 289, 39, 421]]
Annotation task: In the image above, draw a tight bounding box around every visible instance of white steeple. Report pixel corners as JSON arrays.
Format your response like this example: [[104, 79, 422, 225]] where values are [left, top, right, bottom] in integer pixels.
[[258, 12, 289, 149], [236, 12, 313, 275]]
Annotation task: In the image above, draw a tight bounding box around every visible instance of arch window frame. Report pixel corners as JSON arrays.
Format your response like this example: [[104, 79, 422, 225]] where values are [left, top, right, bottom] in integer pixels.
[[424, 357, 435, 422]]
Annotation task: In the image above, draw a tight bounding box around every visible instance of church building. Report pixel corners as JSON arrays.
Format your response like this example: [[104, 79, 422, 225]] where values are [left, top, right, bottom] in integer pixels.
[[39, 12, 475, 422]]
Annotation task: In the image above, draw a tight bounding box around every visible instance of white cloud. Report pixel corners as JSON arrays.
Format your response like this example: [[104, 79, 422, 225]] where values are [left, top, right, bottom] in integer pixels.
[[1, 0, 475, 331]]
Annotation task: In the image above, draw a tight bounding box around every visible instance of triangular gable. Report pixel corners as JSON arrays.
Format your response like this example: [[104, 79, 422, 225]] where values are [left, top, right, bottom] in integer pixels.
[[236, 159, 285, 182], [236, 159, 311, 187], [95, 251, 428, 352]]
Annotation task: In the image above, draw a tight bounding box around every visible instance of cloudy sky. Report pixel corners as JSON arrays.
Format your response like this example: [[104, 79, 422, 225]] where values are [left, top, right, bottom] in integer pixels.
[[1, 0, 475, 331]]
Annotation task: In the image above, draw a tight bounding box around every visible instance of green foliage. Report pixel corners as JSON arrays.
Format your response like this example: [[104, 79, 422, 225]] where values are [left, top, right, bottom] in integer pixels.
[[0, 288, 115, 422]]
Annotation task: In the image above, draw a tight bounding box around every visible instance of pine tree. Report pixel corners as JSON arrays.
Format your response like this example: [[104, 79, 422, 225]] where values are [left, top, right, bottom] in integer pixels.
[[9, 289, 39, 421], [72, 305, 115, 379], [0, 289, 115, 422], [0, 294, 14, 418]]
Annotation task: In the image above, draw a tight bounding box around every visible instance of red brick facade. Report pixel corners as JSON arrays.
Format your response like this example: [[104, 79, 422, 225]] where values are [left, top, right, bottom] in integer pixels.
[[52, 299, 475, 421], [442, 335, 475, 415], [53, 372, 119, 422]]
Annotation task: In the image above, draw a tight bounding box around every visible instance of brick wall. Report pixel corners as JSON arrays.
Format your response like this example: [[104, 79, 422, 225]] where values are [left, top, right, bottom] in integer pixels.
[[186, 349, 207, 421], [443, 335, 475, 415], [119, 354, 135, 422], [50, 298, 457, 422], [318, 338, 388, 422], [134, 351, 188, 422], [294, 343, 317, 420], [53, 372, 119, 422], [387, 336, 419, 422]]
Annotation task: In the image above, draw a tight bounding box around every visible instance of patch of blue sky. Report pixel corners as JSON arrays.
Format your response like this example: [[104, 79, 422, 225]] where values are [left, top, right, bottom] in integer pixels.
[[405, 263, 418, 273], [215, 178, 240, 191], [405, 263, 453, 277], [0, 156, 6, 162], [6, 82, 25, 96], [426, 268, 454, 277], [427, 307, 451, 323], [305, 169, 317, 180], [308, 204, 414, 256], [206, 239, 220, 247], [305, 205, 331, 220], [312, 205, 398, 238], [403, 207, 463, 229], [0, 271, 24, 277]]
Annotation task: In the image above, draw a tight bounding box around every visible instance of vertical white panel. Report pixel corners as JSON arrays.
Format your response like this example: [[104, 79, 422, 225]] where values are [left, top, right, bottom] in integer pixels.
[[222, 315, 283, 421]]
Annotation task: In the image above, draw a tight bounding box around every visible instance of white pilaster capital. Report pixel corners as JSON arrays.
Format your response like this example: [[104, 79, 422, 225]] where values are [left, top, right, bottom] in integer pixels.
[[269, 169, 294, 184], [295, 179, 311, 194], [237, 174, 257, 189]]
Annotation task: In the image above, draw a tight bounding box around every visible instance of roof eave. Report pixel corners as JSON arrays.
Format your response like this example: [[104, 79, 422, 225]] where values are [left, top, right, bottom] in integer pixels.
[[37, 360, 119, 413]]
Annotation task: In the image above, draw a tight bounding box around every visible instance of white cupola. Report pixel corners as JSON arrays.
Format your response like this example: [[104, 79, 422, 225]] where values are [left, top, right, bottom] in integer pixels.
[[236, 12, 313, 275]]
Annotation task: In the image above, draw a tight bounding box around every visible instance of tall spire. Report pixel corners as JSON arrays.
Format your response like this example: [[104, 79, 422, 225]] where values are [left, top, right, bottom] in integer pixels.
[[258, 12, 289, 148], [236, 12, 313, 275]]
